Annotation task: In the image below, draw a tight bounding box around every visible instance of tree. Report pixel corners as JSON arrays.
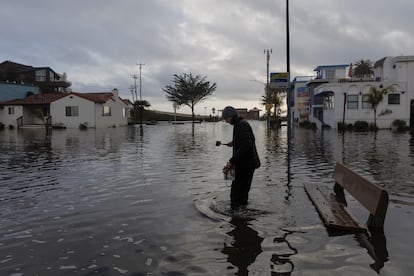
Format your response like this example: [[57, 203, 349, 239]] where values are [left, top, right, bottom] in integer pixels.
[[134, 100, 151, 110], [163, 73, 216, 122], [353, 59, 374, 78], [261, 87, 284, 120], [366, 85, 395, 129], [132, 100, 151, 122]]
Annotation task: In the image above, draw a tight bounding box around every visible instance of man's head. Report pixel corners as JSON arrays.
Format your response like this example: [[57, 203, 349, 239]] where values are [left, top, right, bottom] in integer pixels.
[[222, 106, 238, 124]]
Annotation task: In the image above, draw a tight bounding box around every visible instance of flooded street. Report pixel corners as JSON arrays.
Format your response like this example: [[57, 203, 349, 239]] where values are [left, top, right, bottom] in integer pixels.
[[1, 122, 413, 275]]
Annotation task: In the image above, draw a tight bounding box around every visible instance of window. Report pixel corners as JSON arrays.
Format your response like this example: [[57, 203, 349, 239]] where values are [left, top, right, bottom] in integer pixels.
[[362, 95, 371, 109], [326, 69, 335, 79], [347, 95, 359, 109], [324, 95, 334, 110], [8, 107, 14, 115], [388, 94, 400, 105], [123, 107, 131, 117], [103, 106, 111, 116], [35, 69, 46, 82], [65, 106, 79, 117]]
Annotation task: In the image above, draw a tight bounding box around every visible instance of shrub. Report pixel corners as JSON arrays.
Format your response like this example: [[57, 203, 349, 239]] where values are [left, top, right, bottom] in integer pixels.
[[79, 123, 88, 130], [0, 122, 4, 130], [299, 120, 317, 129], [338, 122, 355, 132], [337, 122, 346, 131], [369, 123, 378, 131], [353, 121, 369, 132], [8, 124, 14, 130], [392, 119, 409, 132]]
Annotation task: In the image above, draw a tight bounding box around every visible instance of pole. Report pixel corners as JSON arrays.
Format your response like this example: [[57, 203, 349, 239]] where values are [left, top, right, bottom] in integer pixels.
[[342, 92, 347, 131], [286, 0, 292, 182], [132, 74, 138, 123], [137, 62, 145, 132], [264, 49, 272, 128]]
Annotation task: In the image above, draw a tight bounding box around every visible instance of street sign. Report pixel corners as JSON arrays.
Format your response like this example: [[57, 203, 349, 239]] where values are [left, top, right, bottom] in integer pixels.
[[270, 72, 289, 88]]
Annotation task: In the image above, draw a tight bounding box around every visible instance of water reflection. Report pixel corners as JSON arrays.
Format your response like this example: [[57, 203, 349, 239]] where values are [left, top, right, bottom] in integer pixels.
[[355, 229, 388, 273], [222, 217, 263, 275], [1, 124, 414, 275], [270, 230, 297, 275]]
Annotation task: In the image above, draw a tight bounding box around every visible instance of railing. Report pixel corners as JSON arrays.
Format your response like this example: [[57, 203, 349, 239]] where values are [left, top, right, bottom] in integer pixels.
[[337, 77, 381, 83], [45, 116, 52, 127]]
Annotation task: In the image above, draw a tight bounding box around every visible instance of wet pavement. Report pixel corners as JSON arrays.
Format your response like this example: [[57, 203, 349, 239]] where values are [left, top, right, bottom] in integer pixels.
[[0, 122, 413, 275]]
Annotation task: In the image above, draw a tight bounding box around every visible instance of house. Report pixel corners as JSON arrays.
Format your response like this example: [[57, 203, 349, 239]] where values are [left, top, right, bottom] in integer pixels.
[[0, 89, 132, 128], [0, 82, 40, 102], [0, 60, 71, 93], [313, 64, 349, 80], [291, 67, 349, 125], [291, 76, 314, 123], [310, 56, 414, 129], [246, 107, 261, 120]]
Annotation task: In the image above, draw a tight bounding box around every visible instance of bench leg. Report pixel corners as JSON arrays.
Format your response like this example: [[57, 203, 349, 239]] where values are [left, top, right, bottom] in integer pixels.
[[367, 191, 389, 228], [334, 182, 347, 207]]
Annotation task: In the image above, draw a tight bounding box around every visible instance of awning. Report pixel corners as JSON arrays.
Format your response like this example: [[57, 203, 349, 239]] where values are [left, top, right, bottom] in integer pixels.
[[315, 91, 334, 97]]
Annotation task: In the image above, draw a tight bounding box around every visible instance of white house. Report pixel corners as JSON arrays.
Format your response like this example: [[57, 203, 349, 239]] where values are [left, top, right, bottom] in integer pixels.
[[0, 89, 132, 128], [310, 56, 414, 129]]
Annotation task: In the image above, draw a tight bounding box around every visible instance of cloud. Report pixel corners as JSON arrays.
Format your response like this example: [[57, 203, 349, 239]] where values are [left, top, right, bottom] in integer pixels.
[[1, 0, 414, 115]]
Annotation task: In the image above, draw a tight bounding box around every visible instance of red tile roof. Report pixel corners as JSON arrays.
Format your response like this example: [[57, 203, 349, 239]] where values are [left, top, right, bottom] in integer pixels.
[[71, 92, 114, 103]]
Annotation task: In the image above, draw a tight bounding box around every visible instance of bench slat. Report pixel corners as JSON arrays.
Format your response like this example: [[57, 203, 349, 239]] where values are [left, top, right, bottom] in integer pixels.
[[304, 183, 366, 232], [334, 163, 388, 216]]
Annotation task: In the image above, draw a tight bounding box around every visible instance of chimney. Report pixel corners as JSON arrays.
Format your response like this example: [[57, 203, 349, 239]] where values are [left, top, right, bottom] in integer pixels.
[[112, 88, 119, 97]]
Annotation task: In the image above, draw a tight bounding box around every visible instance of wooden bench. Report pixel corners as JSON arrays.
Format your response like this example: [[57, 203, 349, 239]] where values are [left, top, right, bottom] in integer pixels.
[[304, 162, 389, 232]]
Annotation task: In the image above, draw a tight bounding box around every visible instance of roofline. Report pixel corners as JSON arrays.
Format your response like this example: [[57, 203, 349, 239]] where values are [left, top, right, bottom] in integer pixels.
[[314, 64, 349, 71]]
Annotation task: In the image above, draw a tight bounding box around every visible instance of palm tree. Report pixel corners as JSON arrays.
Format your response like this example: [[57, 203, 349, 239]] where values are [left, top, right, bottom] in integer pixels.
[[353, 59, 374, 78], [261, 88, 283, 120], [366, 85, 394, 129]]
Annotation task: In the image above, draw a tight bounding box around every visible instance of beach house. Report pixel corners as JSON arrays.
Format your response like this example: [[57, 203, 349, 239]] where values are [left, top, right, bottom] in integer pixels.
[[0, 89, 132, 128]]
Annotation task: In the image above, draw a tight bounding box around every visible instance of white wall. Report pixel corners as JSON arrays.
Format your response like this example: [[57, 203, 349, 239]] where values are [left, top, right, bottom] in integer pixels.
[[318, 80, 408, 129], [51, 95, 96, 128], [94, 94, 128, 128], [0, 105, 23, 127], [51, 92, 129, 128]]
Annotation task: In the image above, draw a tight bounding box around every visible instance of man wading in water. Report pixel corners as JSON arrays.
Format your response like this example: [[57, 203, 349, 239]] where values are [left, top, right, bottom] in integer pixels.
[[222, 106, 261, 211]]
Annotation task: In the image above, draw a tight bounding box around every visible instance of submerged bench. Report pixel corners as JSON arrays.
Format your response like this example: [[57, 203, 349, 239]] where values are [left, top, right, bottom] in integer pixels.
[[304, 162, 389, 232]]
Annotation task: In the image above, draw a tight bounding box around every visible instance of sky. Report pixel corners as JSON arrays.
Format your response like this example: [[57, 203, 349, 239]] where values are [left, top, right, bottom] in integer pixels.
[[1, 0, 414, 115]]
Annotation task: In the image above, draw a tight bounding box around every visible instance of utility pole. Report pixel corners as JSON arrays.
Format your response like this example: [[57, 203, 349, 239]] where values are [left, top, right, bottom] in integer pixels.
[[132, 74, 138, 123], [129, 85, 135, 103], [264, 49, 272, 128], [137, 62, 145, 131]]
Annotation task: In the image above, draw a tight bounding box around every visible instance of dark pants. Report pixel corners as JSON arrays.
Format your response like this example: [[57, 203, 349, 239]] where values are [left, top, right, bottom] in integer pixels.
[[230, 167, 255, 210]]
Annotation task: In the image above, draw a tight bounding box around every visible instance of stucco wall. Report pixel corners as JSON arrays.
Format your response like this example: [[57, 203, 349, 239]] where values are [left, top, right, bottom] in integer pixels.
[[0, 105, 23, 127], [322, 81, 409, 128], [94, 95, 128, 128], [51, 93, 129, 128], [51, 95, 96, 128]]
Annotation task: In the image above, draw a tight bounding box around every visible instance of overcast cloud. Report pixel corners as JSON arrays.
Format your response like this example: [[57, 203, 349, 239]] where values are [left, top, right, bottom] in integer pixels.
[[1, 0, 413, 115]]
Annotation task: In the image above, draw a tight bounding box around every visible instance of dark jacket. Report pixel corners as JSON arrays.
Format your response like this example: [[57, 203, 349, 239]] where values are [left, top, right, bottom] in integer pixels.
[[229, 117, 261, 169]]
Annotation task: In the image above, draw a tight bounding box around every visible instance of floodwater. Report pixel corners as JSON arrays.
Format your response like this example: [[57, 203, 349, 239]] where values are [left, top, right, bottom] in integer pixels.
[[0, 122, 413, 276]]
